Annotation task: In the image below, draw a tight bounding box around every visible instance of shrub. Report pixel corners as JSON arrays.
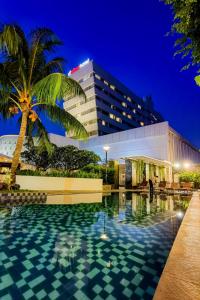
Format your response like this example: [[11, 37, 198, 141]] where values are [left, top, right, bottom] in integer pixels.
[[16, 169, 100, 179], [82, 164, 115, 184], [179, 171, 200, 188]]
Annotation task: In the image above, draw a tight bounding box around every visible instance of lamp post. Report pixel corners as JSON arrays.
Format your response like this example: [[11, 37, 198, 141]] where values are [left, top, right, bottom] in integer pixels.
[[103, 146, 110, 184], [100, 211, 108, 240], [173, 161, 191, 182]]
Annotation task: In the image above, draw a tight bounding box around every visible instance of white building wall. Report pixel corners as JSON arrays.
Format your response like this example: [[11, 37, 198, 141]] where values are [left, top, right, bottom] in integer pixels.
[[0, 135, 22, 157], [64, 61, 97, 137], [167, 127, 200, 164], [48, 134, 79, 147], [1, 122, 200, 165], [79, 122, 169, 161]]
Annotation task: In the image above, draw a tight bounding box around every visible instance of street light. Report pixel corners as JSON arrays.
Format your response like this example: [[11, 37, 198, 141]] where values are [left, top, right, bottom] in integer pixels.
[[174, 162, 181, 169], [103, 146, 110, 184], [183, 162, 191, 169], [100, 212, 109, 240]]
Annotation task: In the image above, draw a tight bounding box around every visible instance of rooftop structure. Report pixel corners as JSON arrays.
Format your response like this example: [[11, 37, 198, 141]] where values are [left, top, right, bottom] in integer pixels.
[[64, 59, 164, 137]]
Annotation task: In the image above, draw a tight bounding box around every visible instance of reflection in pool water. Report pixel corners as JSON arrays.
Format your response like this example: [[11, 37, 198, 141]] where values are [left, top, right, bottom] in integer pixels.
[[0, 193, 190, 300]]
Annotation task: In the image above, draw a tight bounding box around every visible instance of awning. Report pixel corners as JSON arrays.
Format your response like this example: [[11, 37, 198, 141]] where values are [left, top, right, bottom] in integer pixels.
[[121, 155, 172, 167]]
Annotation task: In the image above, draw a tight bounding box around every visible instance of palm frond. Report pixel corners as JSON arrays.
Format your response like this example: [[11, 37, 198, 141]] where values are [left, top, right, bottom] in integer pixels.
[[26, 116, 54, 153], [30, 27, 62, 52], [42, 57, 64, 73], [37, 103, 88, 139], [0, 24, 28, 57], [28, 28, 62, 86], [32, 57, 65, 84], [32, 73, 86, 105]]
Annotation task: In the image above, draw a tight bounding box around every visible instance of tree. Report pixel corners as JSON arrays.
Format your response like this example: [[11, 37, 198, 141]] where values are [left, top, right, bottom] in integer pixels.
[[21, 142, 53, 170], [21, 144, 100, 171], [52, 146, 100, 171], [162, 0, 200, 83], [0, 24, 87, 184]]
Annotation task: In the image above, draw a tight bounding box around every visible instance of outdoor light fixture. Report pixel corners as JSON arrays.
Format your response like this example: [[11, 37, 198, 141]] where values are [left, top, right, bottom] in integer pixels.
[[174, 161, 191, 170], [103, 146, 110, 184], [183, 162, 190, 169], [100, 212, 108, 240], [174, 162, 181, 169], [176, 210, 184, 219], [103, 146, 110, 152], [100, 233, 109, 240]]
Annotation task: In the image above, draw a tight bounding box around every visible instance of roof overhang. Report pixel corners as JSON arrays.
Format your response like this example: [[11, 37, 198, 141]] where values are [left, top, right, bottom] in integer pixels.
[[121, 155, 172, 167]]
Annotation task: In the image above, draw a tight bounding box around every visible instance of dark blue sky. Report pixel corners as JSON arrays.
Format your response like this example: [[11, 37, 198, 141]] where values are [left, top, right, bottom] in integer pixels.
[[0, 0, 200, 148]]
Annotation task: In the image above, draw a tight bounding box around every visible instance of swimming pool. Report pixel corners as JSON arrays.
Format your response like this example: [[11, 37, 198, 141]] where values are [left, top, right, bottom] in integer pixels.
[[0, 192, 190, 300]]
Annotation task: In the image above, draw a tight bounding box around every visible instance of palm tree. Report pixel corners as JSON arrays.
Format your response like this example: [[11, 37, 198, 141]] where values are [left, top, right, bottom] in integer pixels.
[[0, 24, 87, 185]]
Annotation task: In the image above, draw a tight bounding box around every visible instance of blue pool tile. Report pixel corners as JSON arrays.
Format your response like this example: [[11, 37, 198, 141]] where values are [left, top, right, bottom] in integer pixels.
[[0, 193, 188, 299]]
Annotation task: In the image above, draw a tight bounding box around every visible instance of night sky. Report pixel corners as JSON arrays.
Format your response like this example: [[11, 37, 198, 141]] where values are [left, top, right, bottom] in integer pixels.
[[0, 0, 199, 148]]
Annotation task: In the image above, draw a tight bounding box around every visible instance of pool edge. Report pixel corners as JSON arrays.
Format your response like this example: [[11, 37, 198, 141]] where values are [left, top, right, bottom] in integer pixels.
[[153, 191, 200, 300]]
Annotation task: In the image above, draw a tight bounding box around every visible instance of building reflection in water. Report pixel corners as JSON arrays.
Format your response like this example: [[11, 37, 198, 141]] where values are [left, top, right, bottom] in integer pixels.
[[46, 193, 103, 205], [106, 192, 190, 225]]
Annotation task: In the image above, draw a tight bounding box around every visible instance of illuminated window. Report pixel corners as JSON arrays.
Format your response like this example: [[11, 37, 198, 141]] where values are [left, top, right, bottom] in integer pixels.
[[122, 102, 127, 107], [116, 117, 122, 123], [109, 113, 115, 119], [128, 115, 132, 119], [133, 109, 136, 114], [138, 104, 142, 109], [140, 121, 144, 126], [122, 112, 126, 116], [127, 97, 131, 102], [104, 80, 109, 86], [95, 74, 101, 80], [110, 85, 115, 90], [102, 120, 106, 126]]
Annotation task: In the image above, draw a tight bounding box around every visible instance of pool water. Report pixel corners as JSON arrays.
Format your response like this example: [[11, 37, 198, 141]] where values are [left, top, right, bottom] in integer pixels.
[[0, 192, 190, 300]]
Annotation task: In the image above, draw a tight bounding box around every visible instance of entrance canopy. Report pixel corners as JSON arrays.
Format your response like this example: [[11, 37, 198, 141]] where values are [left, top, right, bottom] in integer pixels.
[[121, 155, 172, 167]]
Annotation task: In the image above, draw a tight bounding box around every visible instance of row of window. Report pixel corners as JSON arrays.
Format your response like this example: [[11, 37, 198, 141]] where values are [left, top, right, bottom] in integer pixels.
[[94, 73, 144, 110], [99, 120, 132, 131], [67, 94, 96, 111], [83, 119, 97, 127], [79, 73, 93, 83], [66, 80, 157, 126], [97, 107, 143, 128], [95, 84, 156, 123], [96, 94, 149, 126]]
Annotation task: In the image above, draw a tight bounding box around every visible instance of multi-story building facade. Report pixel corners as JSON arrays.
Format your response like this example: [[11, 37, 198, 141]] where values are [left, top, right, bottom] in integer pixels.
[[64, 59, 164, 137]]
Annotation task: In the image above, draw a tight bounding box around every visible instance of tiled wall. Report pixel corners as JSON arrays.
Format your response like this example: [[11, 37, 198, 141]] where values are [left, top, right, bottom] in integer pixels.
[[0, 192, 47, 207]]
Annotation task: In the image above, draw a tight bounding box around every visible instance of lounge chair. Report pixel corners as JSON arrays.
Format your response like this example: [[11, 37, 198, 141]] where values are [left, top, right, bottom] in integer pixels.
[[158, 181, 167, 192], [138, 180, 148, 190], [179, 182, 193, 192], [166, 182, 180, 194]]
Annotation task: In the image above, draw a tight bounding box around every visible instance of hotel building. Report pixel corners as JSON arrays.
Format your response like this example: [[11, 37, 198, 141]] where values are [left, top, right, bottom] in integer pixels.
[[1, 60, 200, 187], [64, 59, 164, 137]]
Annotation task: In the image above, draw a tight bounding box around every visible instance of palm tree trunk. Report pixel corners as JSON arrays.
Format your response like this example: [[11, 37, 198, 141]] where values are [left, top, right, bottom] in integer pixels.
[[10, 111, 29, 185]]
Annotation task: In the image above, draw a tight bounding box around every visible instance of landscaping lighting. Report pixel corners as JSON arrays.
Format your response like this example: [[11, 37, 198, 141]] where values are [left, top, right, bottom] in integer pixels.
[[176, 211, 184, 219], [100, 233, 109, 240], [103, 146, 110, 152], [103, 146, 110, 184], [174, 162, 181, 169], [183, 162, 191, 169]]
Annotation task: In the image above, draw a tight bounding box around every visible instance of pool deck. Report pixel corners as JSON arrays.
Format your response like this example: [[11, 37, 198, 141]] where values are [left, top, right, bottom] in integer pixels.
[[153, 191, 200, 300]]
